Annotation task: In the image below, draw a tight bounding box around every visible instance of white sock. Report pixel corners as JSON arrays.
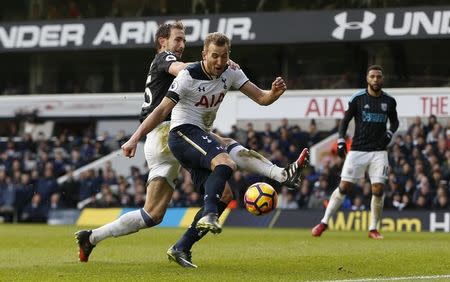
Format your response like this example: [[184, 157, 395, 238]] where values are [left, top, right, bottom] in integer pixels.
[[90, 209, 149, 245], [321, 187, 346, 224], [369, 194, 384, 231], [228, 143, 286, 183]]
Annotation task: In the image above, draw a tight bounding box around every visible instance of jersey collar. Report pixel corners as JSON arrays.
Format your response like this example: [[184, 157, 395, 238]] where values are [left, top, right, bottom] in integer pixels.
[[201, 61, 228, 80]]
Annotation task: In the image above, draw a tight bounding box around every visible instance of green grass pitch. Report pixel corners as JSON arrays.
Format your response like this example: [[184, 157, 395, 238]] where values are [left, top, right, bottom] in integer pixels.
[[1, 225, 449, 281]]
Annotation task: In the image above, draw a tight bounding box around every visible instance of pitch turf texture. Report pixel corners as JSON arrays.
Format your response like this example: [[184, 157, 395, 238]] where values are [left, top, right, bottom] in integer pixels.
[[1, 225, 449, 281]]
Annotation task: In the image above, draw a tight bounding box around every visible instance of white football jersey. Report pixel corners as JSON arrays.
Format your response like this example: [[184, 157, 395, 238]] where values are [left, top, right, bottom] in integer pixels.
[[166, 61, 248, 131]]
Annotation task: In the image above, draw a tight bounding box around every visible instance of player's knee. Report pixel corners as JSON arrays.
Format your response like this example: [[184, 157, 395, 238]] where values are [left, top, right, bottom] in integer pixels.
[[220, 137, 235, 147], [339, 181, 353, 194], [213, 157, 237, 171], [371, 183, 384, 197], [142, 206, 165, 225]]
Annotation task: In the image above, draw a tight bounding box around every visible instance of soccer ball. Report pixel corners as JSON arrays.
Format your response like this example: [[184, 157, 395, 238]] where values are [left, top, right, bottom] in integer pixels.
[[244, 182, 278, 216]]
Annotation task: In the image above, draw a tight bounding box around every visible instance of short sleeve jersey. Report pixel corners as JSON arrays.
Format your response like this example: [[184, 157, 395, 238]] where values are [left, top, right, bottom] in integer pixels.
[[139, 51, 178, 123], [166, 61, 249, 132]]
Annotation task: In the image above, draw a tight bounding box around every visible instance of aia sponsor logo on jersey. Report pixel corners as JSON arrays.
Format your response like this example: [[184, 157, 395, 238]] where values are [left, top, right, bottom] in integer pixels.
[[195, 93, 225, 108]]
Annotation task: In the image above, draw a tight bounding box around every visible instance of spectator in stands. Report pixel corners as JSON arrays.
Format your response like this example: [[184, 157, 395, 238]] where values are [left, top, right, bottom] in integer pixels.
[[262, 123, 277, 139], [96, 184, 119, 208], [59, 169, 80, 208], [21, 193, 48, 222], [117, 181, 132, 207], [78, 170, 100, 205], [0, 169, 15, 221], [228, 170, 248, 208], [169, 189, 186, 208], [308, 177, 328, 209], [424, 115, 438, 136], [229, 125, 247, 145], [297, 179, 311, 209], [35, 164, 59, 208], [308, 119, 322, 146], [351, 195, 366, 211], [69, 148, 85, 169], [413, 176, 434, 209], [278, 187, 299, 209], [185, 191, 202, 207], [433, 185, 449, 210]]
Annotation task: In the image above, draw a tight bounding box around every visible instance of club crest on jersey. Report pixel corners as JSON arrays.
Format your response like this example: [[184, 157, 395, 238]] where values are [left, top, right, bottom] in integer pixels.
[[169, 81, 178, 91], [381, 103, 387, 111], [221, 78, 227, 89], [195, 93, 225, 108]]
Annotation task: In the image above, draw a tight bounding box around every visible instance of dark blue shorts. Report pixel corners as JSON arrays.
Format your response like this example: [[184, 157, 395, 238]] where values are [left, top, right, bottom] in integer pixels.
[[169, 124, 227, 191]]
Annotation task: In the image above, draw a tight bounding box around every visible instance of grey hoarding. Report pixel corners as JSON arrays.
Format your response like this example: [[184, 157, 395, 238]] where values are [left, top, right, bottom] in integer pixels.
[[225, 209, 450, 232], [1, 6, 449, 52]]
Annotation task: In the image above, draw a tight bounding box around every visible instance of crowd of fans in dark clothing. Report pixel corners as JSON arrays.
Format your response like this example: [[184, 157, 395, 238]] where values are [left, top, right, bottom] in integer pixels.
[[0, 116, 448, 223]]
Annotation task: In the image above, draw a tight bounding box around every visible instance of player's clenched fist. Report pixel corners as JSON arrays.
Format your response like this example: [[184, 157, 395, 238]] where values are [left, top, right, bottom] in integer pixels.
[[272, 77, 287, 92], [121, 140, 137, 158]]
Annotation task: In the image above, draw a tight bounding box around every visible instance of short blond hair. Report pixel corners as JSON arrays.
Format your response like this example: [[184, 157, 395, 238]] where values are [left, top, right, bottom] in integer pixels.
[[203, 32, 230, 51]]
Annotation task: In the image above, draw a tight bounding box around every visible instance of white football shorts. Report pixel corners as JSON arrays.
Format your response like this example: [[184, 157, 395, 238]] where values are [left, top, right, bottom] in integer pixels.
[[340, 151, 389, 184], [144, 121, 180, 188]]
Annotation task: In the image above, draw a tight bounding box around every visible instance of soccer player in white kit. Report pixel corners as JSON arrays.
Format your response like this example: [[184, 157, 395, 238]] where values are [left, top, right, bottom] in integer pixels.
[[75, 23, 308, 264], [312, 65, 399, 239], [121, 32, 303, 267]]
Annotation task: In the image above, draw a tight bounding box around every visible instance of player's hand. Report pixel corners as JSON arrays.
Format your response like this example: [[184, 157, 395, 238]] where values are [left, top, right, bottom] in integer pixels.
[[337, 138, 347, 159], [271, 77, 287, 97], [227, 59, 240, 70], [380, 130, 393, 148], [121, 139, 137, 158]]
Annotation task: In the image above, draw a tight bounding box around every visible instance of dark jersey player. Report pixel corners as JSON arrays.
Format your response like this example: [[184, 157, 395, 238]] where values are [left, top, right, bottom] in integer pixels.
[[312, 65, 399, 239]]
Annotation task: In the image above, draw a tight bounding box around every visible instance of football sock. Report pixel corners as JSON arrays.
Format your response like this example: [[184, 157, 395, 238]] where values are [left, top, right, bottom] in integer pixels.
[[90, 208, 157, 245], [369, 194, 384, 231], [174, 201, 228, 252], [203, 165, 232, 215], [227, 142, 286, 183], [321, 187, 346, 224]]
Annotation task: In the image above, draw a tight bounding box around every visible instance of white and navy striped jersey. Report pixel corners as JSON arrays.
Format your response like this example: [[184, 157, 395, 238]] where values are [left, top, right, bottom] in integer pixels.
[[166, 61, 249, 132]]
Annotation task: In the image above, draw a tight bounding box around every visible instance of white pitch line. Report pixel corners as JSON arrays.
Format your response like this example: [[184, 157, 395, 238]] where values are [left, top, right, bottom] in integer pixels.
[[318, 274, 450, 282]]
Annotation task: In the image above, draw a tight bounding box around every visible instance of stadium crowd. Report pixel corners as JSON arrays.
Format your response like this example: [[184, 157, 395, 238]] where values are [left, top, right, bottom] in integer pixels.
[[0, 115, 448, 223]]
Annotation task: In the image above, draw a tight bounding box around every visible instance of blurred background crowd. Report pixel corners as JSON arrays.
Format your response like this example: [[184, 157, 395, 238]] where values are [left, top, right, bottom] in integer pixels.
[[0, 115, 448, 222]]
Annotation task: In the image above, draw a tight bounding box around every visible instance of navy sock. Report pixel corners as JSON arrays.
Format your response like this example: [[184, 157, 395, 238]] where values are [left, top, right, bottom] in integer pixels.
[[203, 165, 232, 215], [140, 208, 158, 227], [174, 201, 228, 251]]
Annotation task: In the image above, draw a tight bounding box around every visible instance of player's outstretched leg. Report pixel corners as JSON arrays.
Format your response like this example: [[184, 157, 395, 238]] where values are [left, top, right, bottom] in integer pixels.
[[75, 230, 95, 262], [167, 201, 228, 268], [282, 148, 309, 189], [74, 179, 170, 262], [225, 139, 309, 189]]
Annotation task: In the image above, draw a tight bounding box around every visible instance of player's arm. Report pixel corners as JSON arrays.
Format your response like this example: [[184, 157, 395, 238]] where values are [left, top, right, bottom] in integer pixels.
[[122, 98, 176, 157], [168, 59, 239, 76], [168, 62, 188, 76], [381, 99, 399, 148], [388, 99, 399, 134], [240, 77, 287, 106], [337, 99, 356, 158]]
